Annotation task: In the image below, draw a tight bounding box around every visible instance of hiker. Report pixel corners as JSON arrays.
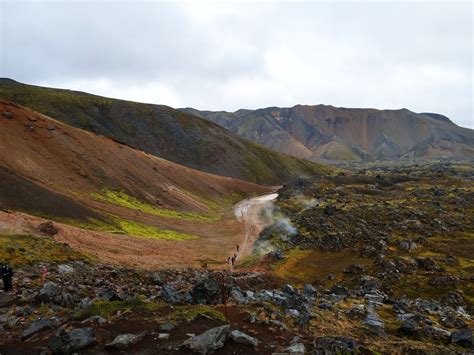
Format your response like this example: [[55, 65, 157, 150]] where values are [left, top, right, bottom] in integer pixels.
[[227, 256, 231, 264], [236, 244, 239, 252], [231, 256, 235, 267], [0, 263, 13, 292]]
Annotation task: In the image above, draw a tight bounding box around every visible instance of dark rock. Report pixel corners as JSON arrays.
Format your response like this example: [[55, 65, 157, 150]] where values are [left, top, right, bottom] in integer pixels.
[[266, 250, 285, 260], [318, 302, 332, 310], [441, 313, 466, 328], [160, 321, 175, 331], [149, 272, 162, 285], [392, 298, 411, 314], [450, 327, 473, 348], [442, 290, 465, 308], [423, 326, 450, 340], [2, 111, 13, 119], [0, 293, 16, 308], [192, 278, 222, 305], [343, 263, 365, 275], [285, 342, 306, 353], [313, 336, 358, 353], [99, 288, 122, 302], [48, 328, 95, 354], [161, 285, 181, 303], [330, 285, 350, 298], [303, 284, 317, 298], [230, 330, 258, 347], [38, 282, 60, 303], [282, 284, 295, 295], [183, 325, 230, 353], [37, 282, 74, 307], [230, 287, 247, 305], [22, 318, 60, 340], [105, 331, 147, 349], [428, 273, 458, 287], [399, 317, 419, 335], [415, 257, 441, 271], [38, 221, 59, 236]]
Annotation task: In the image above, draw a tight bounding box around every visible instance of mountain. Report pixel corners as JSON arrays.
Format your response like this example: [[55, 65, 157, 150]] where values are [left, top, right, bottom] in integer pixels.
[[0, 99, 273, 236], [182, 105, 474, 163], [0, 79, 326, 184]]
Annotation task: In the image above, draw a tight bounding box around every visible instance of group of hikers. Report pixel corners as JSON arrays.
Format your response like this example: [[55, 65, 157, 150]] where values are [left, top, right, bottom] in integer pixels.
[[0, 263, 13, 292], [227, 244, 240, 267]]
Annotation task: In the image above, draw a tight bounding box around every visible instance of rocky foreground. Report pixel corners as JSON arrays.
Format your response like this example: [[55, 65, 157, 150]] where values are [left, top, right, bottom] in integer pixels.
[[1, 161, 473, 354], [1, 258, 471, 354]]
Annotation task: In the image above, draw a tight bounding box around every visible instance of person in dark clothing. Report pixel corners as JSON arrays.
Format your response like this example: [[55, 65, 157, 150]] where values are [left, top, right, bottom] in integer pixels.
[[231, 256, 235, 267], [236, 244, 239, 252], [0, 263, 13, 292]]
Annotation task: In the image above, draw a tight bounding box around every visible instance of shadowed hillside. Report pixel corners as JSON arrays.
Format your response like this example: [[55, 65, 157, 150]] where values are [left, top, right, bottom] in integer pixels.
[[0, 79, 327, 184]]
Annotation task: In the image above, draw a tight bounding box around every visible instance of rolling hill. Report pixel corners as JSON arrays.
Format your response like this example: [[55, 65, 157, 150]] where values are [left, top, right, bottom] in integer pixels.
[[0, 79, 326, 184], [0, 99, 279, 267], [182, 105, 474, 163]]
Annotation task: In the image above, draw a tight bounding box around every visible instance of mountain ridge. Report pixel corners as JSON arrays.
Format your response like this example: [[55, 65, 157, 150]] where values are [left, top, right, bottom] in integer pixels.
[[182, 104, 474, 163], [0, 79, 327, 184]]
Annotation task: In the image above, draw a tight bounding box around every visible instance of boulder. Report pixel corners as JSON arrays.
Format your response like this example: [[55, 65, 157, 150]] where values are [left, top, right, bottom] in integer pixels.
[[192, 278, 222, 305], [0, 293, 16, 308], [38, 221, 59, 236], [230, 330, 258, 347], [161, 284, 181, 303], [313, 336, 358, 353], [48, 328, 95, 354], [2, 111, 13, 119], [99, 288, 122, 302], [105, 331, 147, 350], [285, 342, 306, 353], [303, 284, 317, 298], [57, 265, 75, 275], [450, 327, 473, 348], [39, 282, 60, 303], [22, 318, 60, 340], [160, 321, 175, 331], [183, 325, 230, 354]]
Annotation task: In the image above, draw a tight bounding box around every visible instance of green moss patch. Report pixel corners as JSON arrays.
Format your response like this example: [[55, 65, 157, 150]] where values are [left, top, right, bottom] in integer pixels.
[[163, 305, 226, 323], [0, 234, 90, 267], [92, 189, 218, 222], [74, 298, 160, 319], [115, 219, 198, 241]]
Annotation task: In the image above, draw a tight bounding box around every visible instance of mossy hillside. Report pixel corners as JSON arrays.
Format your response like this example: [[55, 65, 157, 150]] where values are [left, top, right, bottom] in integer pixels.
[[0, 234, 90, 267], [91, 189, 219, 222], [0, 79, 327, 185]]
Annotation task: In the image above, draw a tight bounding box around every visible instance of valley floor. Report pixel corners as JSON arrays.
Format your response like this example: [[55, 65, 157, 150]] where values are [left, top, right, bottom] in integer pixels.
[[0, 161, 473, 354]]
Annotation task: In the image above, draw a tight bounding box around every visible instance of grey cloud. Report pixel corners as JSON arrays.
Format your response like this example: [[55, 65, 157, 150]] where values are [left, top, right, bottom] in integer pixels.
[[1, 1, 472, 128]]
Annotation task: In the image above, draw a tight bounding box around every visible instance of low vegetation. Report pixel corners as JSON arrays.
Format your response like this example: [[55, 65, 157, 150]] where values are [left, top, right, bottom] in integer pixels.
[[92, 189, 218, 222], [0, 234, 89, 267]]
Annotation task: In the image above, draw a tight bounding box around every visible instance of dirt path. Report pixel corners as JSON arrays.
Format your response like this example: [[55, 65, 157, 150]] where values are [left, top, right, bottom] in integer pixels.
[[233, 193, 279, 258], [0, 193, 278, 270]]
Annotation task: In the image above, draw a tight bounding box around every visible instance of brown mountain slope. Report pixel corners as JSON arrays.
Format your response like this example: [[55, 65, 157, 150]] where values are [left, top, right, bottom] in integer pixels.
[[0, 100, 276, 267], [0, 79, 326, 184], [183, 105, 474, 163]]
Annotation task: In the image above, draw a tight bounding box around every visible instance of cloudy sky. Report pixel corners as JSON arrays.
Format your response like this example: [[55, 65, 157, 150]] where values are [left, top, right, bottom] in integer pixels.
[[1, 0, 473, 128]]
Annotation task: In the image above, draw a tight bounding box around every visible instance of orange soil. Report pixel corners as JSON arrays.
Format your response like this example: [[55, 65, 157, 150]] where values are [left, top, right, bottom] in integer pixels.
[[0, 100, 277, 269]]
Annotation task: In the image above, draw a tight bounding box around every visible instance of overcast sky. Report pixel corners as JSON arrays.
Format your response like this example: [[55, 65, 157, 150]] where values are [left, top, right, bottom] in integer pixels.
[[1, 1, 473, 128]]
